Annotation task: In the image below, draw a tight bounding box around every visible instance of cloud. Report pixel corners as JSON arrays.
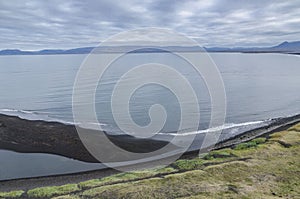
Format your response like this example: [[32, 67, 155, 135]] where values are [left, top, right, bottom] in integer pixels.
[[0, 0, 300, 50]]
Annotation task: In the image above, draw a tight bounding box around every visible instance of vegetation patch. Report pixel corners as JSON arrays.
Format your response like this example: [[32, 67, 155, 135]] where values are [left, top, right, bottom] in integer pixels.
[[79, 167, 177, 189], [27, 184, 80, 198], [0, 190, 24, 198], [203, 161, 251, 182], [234, 138, 266, 150], [171, 158, 204, 170], [203, 149, 236, 160], [251, 137, 267, 144], [269, 130, 300, 147], [52, 195, 81, 199], [78, 171, 148, 189], [81, 170, 221, 199], [288, 123, 300, 132]]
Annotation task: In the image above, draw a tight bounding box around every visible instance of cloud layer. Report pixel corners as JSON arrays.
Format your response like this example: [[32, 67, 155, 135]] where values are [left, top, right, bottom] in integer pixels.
[[1, 0, 300, 50]]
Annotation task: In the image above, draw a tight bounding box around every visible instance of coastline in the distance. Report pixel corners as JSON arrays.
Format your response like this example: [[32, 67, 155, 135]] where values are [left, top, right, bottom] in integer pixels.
[[1, 41, 300, 55]]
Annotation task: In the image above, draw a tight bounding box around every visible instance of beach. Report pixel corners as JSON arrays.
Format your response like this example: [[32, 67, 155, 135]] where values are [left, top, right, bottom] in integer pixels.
[[1, 113, 300, 196], [0, 114, 169, 163]]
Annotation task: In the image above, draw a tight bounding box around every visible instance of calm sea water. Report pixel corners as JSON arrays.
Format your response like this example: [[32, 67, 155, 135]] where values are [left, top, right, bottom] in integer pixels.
[[0, 52, 300, 180], [1, 53, 300, 130]]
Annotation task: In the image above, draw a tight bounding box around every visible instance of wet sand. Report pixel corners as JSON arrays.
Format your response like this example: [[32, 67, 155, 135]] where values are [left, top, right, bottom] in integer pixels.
[[0, 114, 169, 163]]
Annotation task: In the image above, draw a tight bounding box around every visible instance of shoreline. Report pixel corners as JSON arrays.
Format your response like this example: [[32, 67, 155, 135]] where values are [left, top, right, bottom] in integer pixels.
[[1, 113, 300, 159], [1, 113, 300, 191], [212, 113, 300, 150], [0, 114, 169, 163]]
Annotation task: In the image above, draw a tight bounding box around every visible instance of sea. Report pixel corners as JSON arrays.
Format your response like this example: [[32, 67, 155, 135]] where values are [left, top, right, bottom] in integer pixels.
[[0, 52, 300, 180]]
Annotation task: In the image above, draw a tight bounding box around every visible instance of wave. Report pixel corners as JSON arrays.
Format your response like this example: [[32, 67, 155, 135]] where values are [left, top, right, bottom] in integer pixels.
[[0, 108, 107, 128], [0, 108, 291, 138], [159, 120, 272, 136], [0, 108, 69, 122]]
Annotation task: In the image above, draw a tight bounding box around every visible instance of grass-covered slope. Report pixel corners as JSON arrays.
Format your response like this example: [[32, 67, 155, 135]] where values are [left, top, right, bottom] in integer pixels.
[[1, 123, 300, 199]]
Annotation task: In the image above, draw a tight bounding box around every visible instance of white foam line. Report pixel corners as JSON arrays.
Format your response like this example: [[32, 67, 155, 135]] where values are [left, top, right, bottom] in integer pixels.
[[0, 108, 107, 127], [159, 120, 267, 136]]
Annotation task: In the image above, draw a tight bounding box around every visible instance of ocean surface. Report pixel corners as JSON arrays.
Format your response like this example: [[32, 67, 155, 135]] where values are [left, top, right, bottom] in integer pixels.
[[0, 52, 300, 180]]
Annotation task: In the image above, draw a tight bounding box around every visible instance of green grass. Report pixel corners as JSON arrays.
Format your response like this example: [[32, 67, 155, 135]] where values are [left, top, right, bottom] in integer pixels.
[[79, 167, 177, 189], [27, 184, 80, 198], [171, 158, 204, 170], [81, 170, 217, 199], [203, 149, 236, 160], [0, 190, 24, 198], [234, 137, 266, 150], [78, 172, 146, 189], [52, 195, 81, 199]]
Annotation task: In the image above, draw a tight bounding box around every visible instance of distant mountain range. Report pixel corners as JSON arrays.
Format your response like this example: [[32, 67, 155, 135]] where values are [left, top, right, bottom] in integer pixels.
[[206, 41, 300, 54], [1, 41, 300, 55]]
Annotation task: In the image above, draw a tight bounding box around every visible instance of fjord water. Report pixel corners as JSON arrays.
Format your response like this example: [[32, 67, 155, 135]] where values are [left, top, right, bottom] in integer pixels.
[[0, 52, 300, 180], [1, 53, 300, 130]]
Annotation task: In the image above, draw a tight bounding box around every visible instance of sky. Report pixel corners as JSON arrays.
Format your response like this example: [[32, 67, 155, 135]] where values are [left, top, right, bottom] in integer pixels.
[[1, 0, 300, 50]]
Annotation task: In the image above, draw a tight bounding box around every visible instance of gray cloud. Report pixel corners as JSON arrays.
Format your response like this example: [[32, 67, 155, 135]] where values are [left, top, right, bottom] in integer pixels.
[[0, 0, 300, 50]]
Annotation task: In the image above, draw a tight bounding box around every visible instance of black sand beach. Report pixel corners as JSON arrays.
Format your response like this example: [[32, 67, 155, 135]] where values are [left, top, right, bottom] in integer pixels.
[[0, 114, 169, 163], [1, 113, 300, 191]]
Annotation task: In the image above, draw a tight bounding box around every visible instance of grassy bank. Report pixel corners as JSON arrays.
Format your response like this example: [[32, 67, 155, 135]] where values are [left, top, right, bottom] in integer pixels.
[[1, 123, 300, 199]]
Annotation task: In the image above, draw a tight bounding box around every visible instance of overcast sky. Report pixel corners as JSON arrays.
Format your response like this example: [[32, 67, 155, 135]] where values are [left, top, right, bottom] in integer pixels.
[[1, 0, 300, 50]]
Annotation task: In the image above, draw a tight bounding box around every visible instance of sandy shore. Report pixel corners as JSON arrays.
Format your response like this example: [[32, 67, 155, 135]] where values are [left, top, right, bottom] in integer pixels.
[[0, 114, 169, 163], [1, 113, 300, 191]]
